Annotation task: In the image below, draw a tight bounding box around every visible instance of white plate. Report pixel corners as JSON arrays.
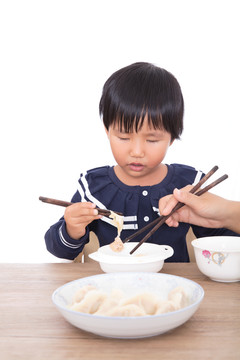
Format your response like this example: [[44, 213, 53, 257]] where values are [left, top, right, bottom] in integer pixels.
[[52, 272, 204, 339], [88, 242, 174, 272]]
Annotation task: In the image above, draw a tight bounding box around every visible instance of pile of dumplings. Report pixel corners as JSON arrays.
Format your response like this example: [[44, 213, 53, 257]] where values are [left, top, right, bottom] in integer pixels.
[[68, 284, 190, 317]]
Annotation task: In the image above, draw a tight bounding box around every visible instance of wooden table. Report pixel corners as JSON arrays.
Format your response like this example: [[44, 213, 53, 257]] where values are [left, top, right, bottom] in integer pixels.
[[0, 263, 239, 360]]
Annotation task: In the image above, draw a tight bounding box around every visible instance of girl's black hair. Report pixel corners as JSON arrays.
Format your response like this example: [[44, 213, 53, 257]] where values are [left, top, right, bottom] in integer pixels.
[[99, 62, 184, 140]]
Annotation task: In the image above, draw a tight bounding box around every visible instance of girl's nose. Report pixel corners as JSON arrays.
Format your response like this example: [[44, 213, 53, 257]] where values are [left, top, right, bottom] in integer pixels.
[[130, 140, 144, 158]]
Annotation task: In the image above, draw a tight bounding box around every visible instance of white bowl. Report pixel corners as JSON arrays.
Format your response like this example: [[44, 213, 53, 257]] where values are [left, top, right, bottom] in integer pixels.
[[192, 236, 240, 282], [88, 242, 174, 273], [52, 272, 204, 339]]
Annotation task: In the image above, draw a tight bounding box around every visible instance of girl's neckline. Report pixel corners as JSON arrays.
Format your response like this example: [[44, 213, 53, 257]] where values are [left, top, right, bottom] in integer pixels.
[[108, 164, 174, 192]]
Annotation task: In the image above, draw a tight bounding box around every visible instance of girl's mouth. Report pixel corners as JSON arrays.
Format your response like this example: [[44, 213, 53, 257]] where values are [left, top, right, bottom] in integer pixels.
[[129, 163, 145, 172]]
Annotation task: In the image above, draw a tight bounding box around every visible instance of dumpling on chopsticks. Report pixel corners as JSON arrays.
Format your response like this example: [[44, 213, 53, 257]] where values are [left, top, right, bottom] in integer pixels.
[[109, 212, 124, 252], [109, 236, 124, 252]]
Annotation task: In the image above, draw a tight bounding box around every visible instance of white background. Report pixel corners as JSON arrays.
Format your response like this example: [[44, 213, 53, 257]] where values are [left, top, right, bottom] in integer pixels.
[[1, 0, 239, 262]]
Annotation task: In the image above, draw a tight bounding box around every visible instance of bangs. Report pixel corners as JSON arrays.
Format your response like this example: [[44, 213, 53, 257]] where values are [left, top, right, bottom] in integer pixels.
[[111, 109, 164, 133]]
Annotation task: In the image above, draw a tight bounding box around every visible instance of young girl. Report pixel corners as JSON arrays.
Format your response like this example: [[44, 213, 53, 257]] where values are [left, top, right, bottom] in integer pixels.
[[45, 62, 237, 262]]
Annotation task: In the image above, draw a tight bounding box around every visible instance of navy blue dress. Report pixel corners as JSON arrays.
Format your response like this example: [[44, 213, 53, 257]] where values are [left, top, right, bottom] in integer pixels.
[[45, 164, 237, 262]]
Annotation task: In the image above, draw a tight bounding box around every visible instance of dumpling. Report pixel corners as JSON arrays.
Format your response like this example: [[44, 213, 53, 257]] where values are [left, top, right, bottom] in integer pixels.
[[168, 286, 189, 309], [109, 236, 124, 252], [95, 289, 123, 315], [120, 292, 159, 315], [69, 285, 189, 316], [70, 289, 107, 314], [72, 285, 96, 303], [155, 300, 178, 314], [106, 304, 146, 317], [94, 297, 119, 315], [109, 211, 124, 252], [109, 212, 124, 238], [155, 286, 189, 314]]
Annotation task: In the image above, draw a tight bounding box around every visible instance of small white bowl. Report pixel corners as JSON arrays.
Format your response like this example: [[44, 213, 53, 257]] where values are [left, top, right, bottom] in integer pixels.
[[52, 272, 204, 338], [88, 242, 174, 273], [192, 236, 240, 282]]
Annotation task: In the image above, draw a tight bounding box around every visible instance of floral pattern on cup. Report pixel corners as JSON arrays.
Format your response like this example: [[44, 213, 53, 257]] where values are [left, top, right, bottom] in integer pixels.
[[202, 250, 228, 266]]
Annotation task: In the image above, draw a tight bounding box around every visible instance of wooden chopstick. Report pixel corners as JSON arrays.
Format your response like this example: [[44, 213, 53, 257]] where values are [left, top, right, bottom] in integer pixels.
[[39, 197, 72, 207], [128, 167, 228, 255], [39, 196, 123, 217]]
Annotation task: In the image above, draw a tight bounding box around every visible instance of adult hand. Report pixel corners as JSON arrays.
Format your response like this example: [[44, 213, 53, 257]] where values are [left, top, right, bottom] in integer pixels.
[[159, 186, 228, 229]]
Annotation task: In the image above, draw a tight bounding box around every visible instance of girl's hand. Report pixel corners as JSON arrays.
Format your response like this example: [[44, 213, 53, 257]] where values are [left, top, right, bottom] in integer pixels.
[[64, 202, 102, 240]]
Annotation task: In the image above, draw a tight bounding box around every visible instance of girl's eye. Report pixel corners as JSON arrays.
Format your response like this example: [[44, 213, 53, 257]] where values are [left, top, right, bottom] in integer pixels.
[[147, 139, 159, 143], [119, 137, 129, 141]]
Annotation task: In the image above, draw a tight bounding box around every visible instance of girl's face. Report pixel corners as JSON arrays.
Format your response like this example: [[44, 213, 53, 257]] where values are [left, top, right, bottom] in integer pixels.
[[106, 119, 173, 186]]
